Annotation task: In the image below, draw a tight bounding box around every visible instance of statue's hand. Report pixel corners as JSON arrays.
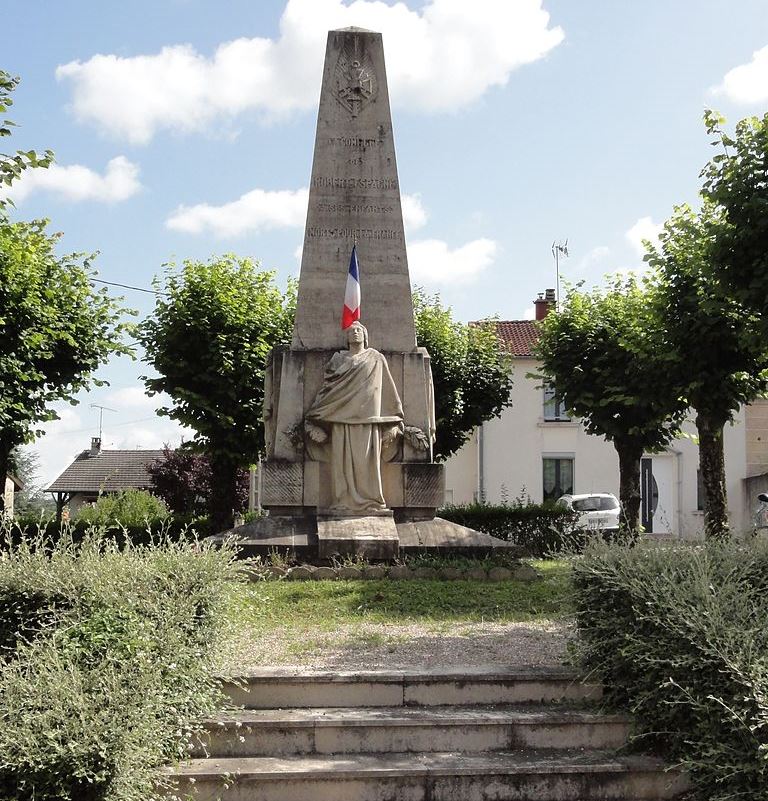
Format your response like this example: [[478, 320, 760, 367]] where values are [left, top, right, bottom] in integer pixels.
[[381, 424, 402, 447], [305, 422, 328, 444]]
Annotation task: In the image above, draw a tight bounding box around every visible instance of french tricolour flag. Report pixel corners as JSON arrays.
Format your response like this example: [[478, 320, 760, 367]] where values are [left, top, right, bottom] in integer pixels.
[[341, 245, 361, 330]]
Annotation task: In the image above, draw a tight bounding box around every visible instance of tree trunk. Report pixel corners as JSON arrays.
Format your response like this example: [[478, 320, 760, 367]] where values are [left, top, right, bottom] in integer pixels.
[[615, 439, 643, 537], [696, 412, 729, 540], [0, 441, 11, 517], [208, 453, 240, 533]]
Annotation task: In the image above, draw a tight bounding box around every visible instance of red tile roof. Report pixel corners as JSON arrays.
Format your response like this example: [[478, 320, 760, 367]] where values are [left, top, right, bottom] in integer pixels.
[[492, 320, 540, 358], [46, 449, 167, 494]]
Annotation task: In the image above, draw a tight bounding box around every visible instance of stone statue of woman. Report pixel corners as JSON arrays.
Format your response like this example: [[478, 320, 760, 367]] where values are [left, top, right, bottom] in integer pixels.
[[305, 321, 403, 513]]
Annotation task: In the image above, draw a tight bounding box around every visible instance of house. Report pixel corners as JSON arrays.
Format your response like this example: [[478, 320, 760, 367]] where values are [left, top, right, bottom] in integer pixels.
[[46, 438, 166, 519], [444, 290, 763, 538], [3, 473, 24, 518]]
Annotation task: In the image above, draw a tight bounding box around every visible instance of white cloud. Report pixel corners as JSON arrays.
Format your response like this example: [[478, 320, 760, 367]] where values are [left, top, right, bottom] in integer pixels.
[[712, 44, 768, 105], [167, 188, 309, 237], [626, 216, 662, 256], [521, 306, 536, 321], [56, 0, 564, 143], [577, 245, 610, 271], [401, 193, 427, 231], [5, 156, 141, 204], [104, 386, 165, 412], [407, 237, 497, 285], [167, 187, 426, 238]]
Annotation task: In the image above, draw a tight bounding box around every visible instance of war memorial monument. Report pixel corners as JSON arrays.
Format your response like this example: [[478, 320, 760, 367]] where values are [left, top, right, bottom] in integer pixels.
[[238, 27, 507, 561]]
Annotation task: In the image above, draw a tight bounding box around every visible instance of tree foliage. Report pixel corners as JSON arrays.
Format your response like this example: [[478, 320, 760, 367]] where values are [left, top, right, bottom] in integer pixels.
[[535, 279, 688, 533], [413, 288, 513, 460], [0, 218, 133, 511], [7, 448, 55, 518], [0, 71, 53, 207], [646, 202, 768, 539], [700, 110, 768, 320], [146, 446, 248, 518], [139, 256, 295, 528]]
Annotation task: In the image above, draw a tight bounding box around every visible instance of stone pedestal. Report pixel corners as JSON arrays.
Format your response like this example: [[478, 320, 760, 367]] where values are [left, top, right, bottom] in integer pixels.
[[263, 345, 444, 531], [317, 514, 400, 560]]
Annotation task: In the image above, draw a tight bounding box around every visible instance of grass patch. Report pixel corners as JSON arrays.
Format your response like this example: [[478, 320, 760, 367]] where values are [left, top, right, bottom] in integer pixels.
[[226, 559, 572, 631]]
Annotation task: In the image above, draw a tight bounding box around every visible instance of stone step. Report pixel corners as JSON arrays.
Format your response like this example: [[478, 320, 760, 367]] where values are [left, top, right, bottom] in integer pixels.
[[220, 667, 602, 708], [166, 749, 689, 801], [194, 706, 632, 757]]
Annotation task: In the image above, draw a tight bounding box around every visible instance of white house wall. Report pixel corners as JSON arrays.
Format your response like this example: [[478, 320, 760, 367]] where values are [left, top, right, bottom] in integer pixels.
[[444, 357, 750, 538]]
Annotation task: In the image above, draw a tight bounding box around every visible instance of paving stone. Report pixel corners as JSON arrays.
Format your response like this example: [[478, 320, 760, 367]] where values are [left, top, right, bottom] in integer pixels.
[[412, 567, 437, 579], [513, 564, 540, 582], [465, 568, 488, 581], [363, 565, 388, 579], [336, 566, 364, 580], [288, 566, 314, 581], [388, 565, 413, 580], [313, 566, 337, 581], [439, 567, 463, 580], [488, 566, 513, 582]]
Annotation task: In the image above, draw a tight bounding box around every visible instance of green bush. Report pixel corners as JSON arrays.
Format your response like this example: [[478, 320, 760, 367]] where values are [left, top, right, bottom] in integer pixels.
[[0, 523, 239, 801], [570, 538, 768, 799], [9, 517, 213, 550], [439, 500, 580, 556], [75, 489, 169, 528]]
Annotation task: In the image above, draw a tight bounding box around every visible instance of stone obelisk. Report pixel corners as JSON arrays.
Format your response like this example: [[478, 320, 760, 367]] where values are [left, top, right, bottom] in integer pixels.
[[260, 28, 444, 559], [292, 28, 415, 353]]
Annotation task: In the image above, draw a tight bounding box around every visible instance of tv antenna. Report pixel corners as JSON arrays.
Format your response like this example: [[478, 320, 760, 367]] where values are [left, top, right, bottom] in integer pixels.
[[551, 239, 569, 308], [89, 403, 117, 440]]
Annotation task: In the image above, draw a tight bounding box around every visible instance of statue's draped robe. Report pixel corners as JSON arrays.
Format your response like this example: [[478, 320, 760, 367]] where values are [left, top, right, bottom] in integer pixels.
[[307, 348, 403, 512]]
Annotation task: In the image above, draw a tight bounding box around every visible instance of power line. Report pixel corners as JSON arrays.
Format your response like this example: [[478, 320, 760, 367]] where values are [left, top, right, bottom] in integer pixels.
[[90, 278, 168, 296]]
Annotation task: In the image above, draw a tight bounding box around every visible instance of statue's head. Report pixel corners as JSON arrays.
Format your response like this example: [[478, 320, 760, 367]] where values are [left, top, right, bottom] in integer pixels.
[[346, 321, 368, 348]]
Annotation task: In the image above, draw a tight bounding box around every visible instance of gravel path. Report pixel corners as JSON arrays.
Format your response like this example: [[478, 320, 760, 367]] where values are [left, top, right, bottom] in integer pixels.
[[214, 619, 574, 673]]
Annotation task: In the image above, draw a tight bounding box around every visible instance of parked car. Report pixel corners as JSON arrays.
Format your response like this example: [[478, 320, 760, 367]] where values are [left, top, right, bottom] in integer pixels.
[[557, 493, 621, 534]]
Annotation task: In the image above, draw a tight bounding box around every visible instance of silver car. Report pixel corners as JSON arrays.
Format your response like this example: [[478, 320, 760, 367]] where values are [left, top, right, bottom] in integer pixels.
[[557, 493, 621, 533]]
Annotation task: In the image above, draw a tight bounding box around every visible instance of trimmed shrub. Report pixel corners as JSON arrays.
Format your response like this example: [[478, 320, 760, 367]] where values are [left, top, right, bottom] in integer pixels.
[[9, 517, 213, 550], [75, 489, 169, 527], [0, 523, 239, 801], [439, 501, 579, 556], [570, 537, 768, 799]]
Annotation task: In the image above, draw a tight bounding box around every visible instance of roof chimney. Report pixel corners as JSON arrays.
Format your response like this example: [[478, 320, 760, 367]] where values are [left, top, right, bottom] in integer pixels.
[[90, 437, 101, 456], [534, 288, 556, 320]]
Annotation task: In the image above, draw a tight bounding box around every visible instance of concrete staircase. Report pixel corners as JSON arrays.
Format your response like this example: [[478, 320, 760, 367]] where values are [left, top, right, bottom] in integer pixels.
[[166, 667, 689, 801]]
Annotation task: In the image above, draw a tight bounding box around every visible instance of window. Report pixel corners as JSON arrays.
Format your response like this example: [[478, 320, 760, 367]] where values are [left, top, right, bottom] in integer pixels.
[[571, 495, 619, 512], [543, 382, 570, 421], [543, 457, 574, 502]]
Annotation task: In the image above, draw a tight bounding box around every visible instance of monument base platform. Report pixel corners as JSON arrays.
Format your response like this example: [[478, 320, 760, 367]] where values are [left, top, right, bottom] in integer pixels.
[[209, 516, 522, 563], [317, 513, 399, 560]]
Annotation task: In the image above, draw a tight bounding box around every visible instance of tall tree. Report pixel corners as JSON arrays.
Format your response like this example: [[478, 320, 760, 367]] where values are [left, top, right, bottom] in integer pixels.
[[535, 279, 688, 533], [646, 203, 768, 539], [700, 110, 768, 321], [0, 70, 53, 207], [413, 289, 514, 460], [139, 257, 295, 529], [0, 219, 132, 511]]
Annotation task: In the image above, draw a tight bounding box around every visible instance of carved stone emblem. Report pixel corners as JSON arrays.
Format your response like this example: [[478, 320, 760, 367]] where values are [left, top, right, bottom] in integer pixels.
[[333, 40, 377, 117]]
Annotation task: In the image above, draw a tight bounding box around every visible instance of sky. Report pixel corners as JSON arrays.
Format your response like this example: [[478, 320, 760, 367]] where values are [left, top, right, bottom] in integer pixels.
[[3, 0, 767, 486]]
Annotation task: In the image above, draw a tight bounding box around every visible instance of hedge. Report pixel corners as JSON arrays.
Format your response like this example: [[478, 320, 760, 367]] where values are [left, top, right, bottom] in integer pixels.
[[570, 537, 768, 799], [0, 523, 238, 801], [439, 501, 580, 556], [11, 517, 213, 549]]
